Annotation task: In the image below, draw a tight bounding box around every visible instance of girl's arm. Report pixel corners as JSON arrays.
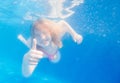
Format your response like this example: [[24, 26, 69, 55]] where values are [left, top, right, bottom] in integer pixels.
[[58, 20, 83, 44], [18, 34, 31, 48]]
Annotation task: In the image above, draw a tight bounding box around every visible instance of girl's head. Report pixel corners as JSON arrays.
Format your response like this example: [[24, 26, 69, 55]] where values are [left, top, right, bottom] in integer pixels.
[[31, 19, 62, 48]]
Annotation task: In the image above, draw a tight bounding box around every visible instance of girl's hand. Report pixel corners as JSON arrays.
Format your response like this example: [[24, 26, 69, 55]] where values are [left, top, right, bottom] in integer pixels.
[[73, 34, 83, 44], [29, 39, 43, 60], [22, 39, 43, 77]]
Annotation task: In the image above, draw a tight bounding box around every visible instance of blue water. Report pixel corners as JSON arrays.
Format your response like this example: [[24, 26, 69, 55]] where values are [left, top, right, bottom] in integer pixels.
[[0, 0, 120, 83]]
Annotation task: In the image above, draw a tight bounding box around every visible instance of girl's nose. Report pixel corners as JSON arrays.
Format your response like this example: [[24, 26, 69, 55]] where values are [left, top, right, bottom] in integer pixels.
[[41, 34, 46, 40]]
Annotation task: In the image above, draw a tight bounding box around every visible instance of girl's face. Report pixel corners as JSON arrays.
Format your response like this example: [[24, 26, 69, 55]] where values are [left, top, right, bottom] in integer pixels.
[[34, 28, 52, 46]]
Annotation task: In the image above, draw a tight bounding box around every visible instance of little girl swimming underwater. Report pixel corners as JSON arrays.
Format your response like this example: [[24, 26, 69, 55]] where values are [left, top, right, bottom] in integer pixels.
[[18, 18, 83, 77]]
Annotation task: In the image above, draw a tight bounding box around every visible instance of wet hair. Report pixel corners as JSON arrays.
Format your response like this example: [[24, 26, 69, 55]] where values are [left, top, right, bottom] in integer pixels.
[[31, 18, 62, 48]]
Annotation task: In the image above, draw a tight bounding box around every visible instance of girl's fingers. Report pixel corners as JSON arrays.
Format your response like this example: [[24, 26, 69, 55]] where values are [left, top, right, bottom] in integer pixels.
[[29, 50, 44, 59]]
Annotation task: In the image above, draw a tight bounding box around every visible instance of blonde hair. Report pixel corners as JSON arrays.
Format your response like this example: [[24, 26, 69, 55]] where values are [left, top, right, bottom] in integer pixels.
[[32, 18, 63, 48]]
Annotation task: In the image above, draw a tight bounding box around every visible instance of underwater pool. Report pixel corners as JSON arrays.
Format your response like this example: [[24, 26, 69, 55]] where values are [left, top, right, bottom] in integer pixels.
[[0, 0, 120, 83]]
